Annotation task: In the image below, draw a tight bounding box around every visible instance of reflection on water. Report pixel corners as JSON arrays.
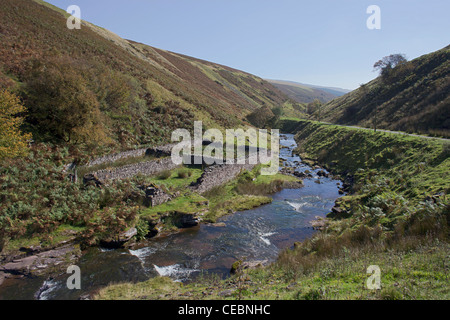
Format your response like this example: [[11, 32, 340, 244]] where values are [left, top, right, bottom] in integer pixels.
[[0, 133, 343, 300]]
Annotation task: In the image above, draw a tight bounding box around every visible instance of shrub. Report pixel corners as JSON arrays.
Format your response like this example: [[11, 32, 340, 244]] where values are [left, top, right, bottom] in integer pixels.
[[157, 170, 172, 180], [177, 169, 190, 179], [135, 218, 150, 241], [0, 89, 32, 161]]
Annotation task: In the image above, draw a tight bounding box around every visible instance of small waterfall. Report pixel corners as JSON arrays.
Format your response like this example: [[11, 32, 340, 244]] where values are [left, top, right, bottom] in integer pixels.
[[259, 232, 276, 245], [153, 264, 199, 282]]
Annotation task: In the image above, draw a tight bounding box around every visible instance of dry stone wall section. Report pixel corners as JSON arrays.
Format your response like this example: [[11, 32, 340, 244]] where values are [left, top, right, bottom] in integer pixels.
[[85, 148, 148, 167], [92, 157, 180, 183], [189, 153, 267, 194]]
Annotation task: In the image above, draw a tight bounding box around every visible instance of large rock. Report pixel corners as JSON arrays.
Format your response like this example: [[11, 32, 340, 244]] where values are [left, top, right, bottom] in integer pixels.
[[317, 170, 329, 178], [0, 244, 79, 277], [162, 212, 201, 229], [230, 259, 268, 274], [120, 228, 137, 241], [177, 213, 200, 228], [0, 271, 6, 286], [0, 255, 38, 275], [327, 205, 351, 219], [100, 228, 137, 249]]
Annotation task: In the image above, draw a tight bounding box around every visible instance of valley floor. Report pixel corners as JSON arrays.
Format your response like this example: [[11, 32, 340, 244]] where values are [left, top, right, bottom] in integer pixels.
[[96, 119, 450, 300]]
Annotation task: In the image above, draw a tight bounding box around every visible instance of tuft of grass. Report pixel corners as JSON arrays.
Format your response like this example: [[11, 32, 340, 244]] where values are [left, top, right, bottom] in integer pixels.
[[177, 168, 192, 179], [157, 170, 172, 180]]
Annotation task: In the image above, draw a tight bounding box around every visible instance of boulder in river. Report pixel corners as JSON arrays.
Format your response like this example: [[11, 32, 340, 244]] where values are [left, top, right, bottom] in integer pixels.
[[176, 213, 200, 228], [293, 171, 308, 178], [317, 170, 329, 178], [211, 222, 226, 227]]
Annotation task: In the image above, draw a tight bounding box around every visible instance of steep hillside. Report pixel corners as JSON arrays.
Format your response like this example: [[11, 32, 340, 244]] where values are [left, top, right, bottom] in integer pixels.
[[320, 46, 450, 137], [0, 0, 295, 154], [267, 79, 348, 104]]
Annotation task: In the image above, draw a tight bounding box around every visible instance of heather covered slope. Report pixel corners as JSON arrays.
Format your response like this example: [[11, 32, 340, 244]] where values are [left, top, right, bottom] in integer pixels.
[[0, 0, 297, 152], [319, 45, 450, 137]]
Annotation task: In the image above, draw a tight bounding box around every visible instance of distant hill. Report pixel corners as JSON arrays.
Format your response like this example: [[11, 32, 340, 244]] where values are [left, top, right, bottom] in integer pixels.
[[298, 83, 351, 97], [319, 45, 450, 137], [267, 79, 350, 104], [0, 0, 299, 151]]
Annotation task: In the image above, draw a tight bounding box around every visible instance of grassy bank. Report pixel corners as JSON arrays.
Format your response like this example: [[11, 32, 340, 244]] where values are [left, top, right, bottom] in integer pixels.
[[96, 240, 449, 300], [292, 120, 449, 228], [96, 120, 449, 300]]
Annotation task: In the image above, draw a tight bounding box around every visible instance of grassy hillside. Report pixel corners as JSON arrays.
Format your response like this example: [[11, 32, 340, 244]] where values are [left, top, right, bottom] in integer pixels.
[[293, 120, 449, 205], [320, 46, 450, 137], [0, 0, 298, 155], [267, 79, 340, 104], [0, 0, 305, 263]]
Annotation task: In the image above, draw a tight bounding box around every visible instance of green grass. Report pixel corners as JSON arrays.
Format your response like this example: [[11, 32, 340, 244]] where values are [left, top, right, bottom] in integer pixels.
[[3, 224, 84, 254], [140, 192, 208, 219], [293, 120, 449, 198], [141, 167, 203, 191], [280, 116, 303, 121], [253, 172, 299, 185]]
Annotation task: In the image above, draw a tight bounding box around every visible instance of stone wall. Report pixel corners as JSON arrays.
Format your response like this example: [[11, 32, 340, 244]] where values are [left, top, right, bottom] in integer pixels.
[[86, 148, 148, 167], [92, 157, 180, 183], [138, 185, 172, 207], [84, 140, 207, 167], [85, 142, 274, 196], [145, 143, 178, 158], [189, 163, 254, 194], [189, 153, 265, 194]]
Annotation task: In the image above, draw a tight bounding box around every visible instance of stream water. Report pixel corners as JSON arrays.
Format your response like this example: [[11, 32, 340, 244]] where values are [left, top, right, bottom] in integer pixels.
[[0, 133, 343, 300]]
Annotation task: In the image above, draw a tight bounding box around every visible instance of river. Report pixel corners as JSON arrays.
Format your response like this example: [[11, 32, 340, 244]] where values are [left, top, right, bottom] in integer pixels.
[[0, 133, 343, 300]]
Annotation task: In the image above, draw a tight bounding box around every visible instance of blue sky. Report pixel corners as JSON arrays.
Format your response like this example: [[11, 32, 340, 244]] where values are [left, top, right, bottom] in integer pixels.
[[47, 0, 449, 90]]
